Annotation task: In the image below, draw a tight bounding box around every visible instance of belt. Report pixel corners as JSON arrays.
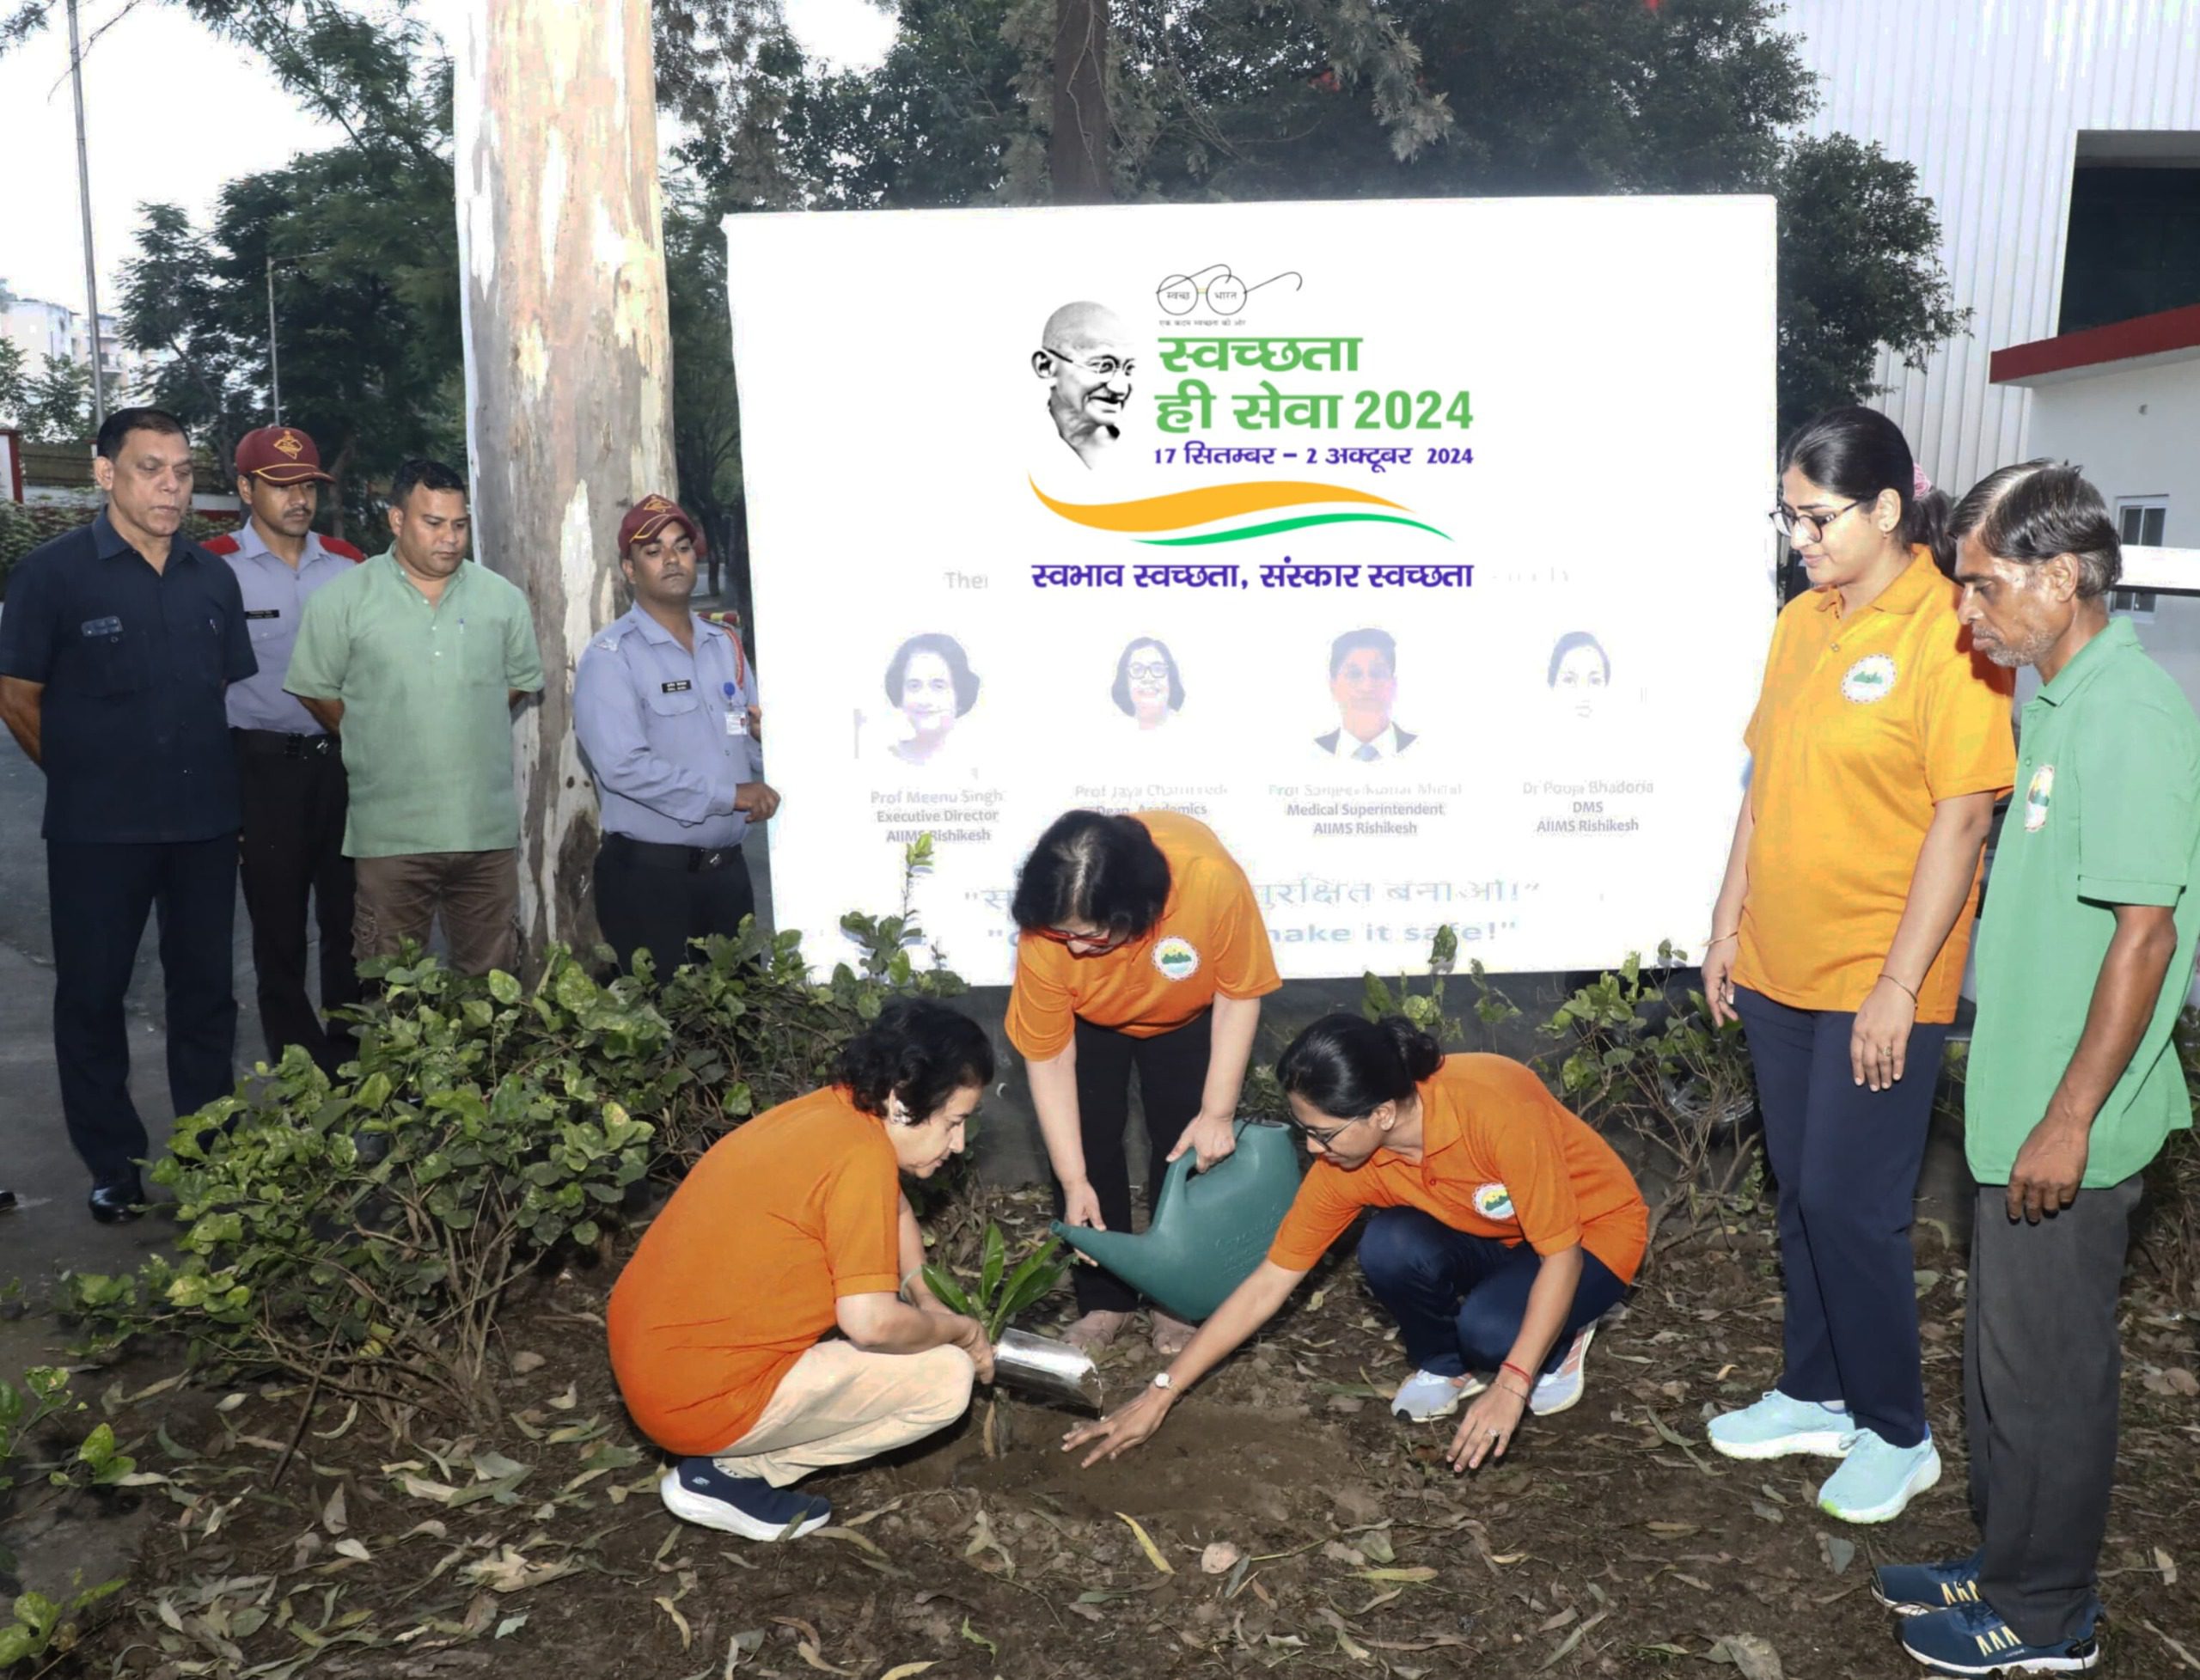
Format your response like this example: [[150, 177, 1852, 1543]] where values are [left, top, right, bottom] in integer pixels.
[[234, 728, 336, 758], [604, 832, 745, 873]]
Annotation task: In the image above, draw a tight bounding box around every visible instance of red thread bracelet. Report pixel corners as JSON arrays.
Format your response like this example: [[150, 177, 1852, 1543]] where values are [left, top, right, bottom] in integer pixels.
[[1500, 1360, 1533, 1386]]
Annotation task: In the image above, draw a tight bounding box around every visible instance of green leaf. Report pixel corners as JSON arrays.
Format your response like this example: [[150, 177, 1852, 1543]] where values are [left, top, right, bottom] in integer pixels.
[[980, 1224, 1006, 1306], [921, 1266, 974, 1319], [488, 970, 522, 1005]]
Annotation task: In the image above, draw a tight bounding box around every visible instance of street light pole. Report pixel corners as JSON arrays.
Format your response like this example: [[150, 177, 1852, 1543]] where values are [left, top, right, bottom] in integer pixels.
[[266, 252, 282, 424], [66, 0, 107, 431]]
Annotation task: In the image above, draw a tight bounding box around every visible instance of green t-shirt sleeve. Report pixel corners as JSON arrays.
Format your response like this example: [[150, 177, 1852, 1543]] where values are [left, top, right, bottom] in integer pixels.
[[504, 594, 547, 694], [283, 583, 347, 700], [2077, 705, 2200, 907]]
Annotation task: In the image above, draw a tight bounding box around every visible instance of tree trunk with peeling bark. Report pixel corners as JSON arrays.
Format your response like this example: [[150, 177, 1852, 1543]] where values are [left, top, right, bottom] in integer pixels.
[[450, 0, 677, 965]]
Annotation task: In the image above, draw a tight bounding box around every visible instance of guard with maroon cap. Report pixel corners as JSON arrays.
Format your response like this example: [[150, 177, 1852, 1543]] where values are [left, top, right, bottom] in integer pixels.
[[574, 494, 779, 973], [205, 425, 366, 1076]]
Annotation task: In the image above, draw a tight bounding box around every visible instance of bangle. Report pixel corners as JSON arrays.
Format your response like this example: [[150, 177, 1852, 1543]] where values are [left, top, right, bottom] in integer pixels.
[[1706, 931, 1739, 947], [1496, 1376, 1531, 1402], [899, 1268, 926, 1303], [1878, 973, 1920, 1004]]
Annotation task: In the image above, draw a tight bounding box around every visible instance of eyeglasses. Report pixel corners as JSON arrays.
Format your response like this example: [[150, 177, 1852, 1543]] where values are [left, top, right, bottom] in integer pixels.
[[1128, 661, 1170, 681], [1046, 346, 1135, 380], [1286, 1113, 1365, 1148], [1769, 498, 1865, 541], [1028, 925, 1126, 953]]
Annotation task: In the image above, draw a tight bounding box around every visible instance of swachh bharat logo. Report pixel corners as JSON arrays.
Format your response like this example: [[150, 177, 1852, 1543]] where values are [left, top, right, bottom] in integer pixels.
[[1031, 480, 1451, 547]]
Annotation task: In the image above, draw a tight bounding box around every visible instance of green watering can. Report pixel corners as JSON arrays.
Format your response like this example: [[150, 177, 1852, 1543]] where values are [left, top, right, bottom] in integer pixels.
[[1050, 1119, 1304, 1322]]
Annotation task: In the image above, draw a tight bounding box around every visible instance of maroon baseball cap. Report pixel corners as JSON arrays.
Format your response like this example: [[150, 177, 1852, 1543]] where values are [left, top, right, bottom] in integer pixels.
[[234, 425, 335, 486], [617, 493, 705, 555]]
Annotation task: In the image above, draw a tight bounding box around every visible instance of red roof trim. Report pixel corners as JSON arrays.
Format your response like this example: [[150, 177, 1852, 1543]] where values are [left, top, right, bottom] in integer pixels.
[[1990, 302, 2200, 385]]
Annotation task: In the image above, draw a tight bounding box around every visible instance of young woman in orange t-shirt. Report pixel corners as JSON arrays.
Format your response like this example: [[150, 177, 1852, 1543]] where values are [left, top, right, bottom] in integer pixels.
[[1698, 406, 2014, 1525], [1061, 1015, 1646, 1472], [1006, 809, 1283, 1359]]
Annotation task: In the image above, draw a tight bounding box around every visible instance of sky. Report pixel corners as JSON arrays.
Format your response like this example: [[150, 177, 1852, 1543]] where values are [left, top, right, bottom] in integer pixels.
[[0, 0, 895, 319]]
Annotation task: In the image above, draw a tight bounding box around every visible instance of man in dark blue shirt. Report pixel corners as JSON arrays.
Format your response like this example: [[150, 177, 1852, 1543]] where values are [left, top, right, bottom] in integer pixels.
[[0, 407, 257, 1222]]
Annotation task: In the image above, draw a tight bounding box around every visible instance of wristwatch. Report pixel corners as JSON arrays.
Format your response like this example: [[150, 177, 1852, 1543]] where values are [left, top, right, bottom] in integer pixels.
[[1151, 1371, 1176, 1392]]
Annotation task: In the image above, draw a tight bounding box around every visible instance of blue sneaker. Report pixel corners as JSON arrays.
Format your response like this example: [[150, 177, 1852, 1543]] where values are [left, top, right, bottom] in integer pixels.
[[659, 1457, 832, 1540], [1706, 1390, 1856, 1460], [1899, 1598, 2100, 1674], [1817, 1428, 1940, 1524], [1874, 1549, 1984, 1616]]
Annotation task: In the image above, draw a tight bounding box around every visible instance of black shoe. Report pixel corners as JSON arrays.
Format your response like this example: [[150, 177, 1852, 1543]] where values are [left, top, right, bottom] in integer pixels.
[[88, 1174, 144, 1224]]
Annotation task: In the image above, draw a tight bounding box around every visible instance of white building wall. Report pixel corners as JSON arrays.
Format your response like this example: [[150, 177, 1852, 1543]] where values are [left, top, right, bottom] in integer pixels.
[[2021, 357, 2200, 547], [1781, 0, 2200, 494]]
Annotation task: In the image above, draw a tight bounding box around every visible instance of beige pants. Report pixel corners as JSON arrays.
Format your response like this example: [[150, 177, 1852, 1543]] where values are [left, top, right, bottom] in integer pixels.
[[713, 1341, 975, 1488]]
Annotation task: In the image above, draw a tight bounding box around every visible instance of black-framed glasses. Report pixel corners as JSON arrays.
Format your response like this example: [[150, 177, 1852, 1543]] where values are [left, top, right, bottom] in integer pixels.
[[1769, 498, 1865, 541], [1286, 1113, 1366, 1148], [1127, 661, 1170, 681]]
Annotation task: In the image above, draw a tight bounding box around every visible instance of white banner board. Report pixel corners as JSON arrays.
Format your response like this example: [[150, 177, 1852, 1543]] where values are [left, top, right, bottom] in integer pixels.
[[725, 197, 1777, 983]]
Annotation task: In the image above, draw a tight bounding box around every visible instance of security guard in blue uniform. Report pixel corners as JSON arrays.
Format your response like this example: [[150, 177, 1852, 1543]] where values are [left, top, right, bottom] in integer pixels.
[[574, 495, 779, 974]]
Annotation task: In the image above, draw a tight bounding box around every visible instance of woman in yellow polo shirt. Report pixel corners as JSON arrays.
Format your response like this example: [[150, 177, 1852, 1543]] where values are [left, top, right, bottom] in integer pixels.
[[1700, 406, 2014, 1524], [1007, 808, 1282, 1358]]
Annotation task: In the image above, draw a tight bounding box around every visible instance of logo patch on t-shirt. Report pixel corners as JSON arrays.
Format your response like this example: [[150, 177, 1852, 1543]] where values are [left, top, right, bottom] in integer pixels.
[[2024, 763, 2055, 832], [1152, 936, 1201, 981], [1474, 1182, 1515, 1220], [1840, 653, 1898, 705]]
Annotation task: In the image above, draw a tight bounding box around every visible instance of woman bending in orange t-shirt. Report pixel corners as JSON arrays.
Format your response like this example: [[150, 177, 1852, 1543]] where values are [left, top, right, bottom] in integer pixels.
[[1006, 809, 1283, 1359], [608, 999, 998, 1541], [1699, 406, 2014, 1525], [1061, 1016, 1647, 1472]]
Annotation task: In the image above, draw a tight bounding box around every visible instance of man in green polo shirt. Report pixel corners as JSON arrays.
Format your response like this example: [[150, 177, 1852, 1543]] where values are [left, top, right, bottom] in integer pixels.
[[1872, 461, 2200, 1677], [285, 458, 545, 976]]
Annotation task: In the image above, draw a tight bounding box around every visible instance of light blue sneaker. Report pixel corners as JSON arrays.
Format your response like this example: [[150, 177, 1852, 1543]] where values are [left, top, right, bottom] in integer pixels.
[[1818, 1428, 1941, 1524], [1390, 1368, 1482, 1420], [1706, 1390, 1857, 1460]]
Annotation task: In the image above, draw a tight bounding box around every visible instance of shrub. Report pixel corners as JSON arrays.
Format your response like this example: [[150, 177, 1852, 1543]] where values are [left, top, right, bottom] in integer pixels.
[[61, 863, 966, 1427]]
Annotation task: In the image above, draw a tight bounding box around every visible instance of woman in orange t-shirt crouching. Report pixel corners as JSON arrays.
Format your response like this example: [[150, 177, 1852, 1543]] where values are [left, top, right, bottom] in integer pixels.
[[1699, 406, 2014, 1525], [608, 999, 997, 1541], [1061, 1015, 1647, 1474], [1006, 809, 1283, 1359]]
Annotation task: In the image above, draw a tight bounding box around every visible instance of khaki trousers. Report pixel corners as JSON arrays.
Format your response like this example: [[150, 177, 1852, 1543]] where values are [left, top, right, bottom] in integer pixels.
[[352, 849, 521, 976], [712, 1341, 974, 1488]]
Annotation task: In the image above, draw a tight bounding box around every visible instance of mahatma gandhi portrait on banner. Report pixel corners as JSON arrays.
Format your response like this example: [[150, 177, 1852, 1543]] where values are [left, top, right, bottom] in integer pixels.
[[1032, 302, 1136, 469]]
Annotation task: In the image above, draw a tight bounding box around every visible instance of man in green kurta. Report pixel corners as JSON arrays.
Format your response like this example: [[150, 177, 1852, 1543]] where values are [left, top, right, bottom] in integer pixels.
[[1873, 461, 2200, 1677], [286, 459, 545, 976]]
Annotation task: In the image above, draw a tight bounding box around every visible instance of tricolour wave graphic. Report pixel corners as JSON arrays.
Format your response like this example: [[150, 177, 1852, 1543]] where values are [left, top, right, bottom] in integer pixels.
[[1030, 479, 1450, 546]]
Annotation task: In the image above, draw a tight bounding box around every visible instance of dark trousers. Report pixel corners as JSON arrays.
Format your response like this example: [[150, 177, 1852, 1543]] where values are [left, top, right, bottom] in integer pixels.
[[1734, 987, 1946, 1448], [235, 736, 357, 1075], [1054, 1011, 1213, 1313], [1357, 1206, 1629, 1376], [1967, 1174, 2140, 1645], [592, 834, 757, 975], [46, 834, 238, 1185]]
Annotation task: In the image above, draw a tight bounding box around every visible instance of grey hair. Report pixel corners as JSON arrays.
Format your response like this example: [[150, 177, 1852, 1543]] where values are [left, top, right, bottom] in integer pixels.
[[1948, 460, 2122, 600]]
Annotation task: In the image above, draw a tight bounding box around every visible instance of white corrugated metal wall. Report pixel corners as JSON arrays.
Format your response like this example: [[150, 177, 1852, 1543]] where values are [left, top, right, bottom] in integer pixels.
[[1780, 0, 2200, 493]]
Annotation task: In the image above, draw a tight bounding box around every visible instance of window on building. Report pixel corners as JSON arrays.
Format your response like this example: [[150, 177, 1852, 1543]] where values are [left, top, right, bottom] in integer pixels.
[[2119, 499, 2168, 548], [2060, 137, 2200, 334], [2114, 498, 2167, 620]]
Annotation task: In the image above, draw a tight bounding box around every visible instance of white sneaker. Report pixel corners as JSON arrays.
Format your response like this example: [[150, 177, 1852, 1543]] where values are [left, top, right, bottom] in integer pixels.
[[1530, 1325, 1595, 1416], [1390, 1368, 1482, 1420]]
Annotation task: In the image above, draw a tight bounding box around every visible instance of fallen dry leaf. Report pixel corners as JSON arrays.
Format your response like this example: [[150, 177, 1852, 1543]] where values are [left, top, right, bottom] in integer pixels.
[[1116, 1512, 1174, 1573], [512, 1351, 547, 1375], [1200, 1542, 1243, 1576], [655, 1595, 693, 1651]]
